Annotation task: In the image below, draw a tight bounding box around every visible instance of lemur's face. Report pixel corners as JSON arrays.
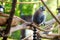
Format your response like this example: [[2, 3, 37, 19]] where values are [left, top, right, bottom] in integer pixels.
[[0, 5, 4, 12], [39, 6, 46, 11]]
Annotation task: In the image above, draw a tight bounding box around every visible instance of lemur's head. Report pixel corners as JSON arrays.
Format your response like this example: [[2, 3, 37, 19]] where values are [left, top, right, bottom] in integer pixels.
[[0, 5, 4, 12], [39, 6, 46, 11]]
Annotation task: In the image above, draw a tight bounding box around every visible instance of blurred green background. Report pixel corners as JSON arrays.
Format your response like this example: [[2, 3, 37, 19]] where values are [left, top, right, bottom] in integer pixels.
[[0, 0, 60, 40]]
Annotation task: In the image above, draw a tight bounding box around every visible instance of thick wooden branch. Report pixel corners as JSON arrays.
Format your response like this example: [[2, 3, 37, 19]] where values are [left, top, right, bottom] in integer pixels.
[[1, 12, 49, 32], [0, 12, 51, 32], [0, 12, 60, 26], [0, 13, 60, 33]]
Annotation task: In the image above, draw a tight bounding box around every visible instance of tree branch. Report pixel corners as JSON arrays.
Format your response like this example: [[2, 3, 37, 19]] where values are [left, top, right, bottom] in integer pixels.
[[3, 0, 17, 40], [0, 13, 60, 33]]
